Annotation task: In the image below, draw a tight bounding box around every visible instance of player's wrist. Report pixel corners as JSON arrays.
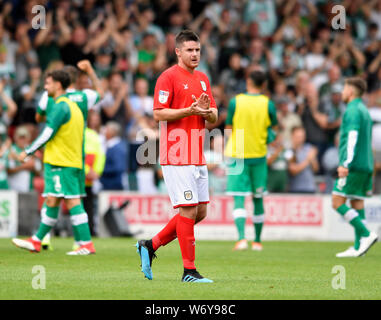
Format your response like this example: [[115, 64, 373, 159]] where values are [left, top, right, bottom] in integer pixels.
[[186, 106, 193, 117], [87, 69, 96, 78]]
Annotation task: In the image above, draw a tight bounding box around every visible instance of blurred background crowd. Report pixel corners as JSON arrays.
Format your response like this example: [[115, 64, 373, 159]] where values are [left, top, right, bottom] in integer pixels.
[[1, 0, 381, 203]]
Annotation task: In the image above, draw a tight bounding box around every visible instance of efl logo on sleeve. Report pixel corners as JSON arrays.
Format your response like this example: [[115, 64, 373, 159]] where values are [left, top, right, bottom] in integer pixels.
[[200, 81, 207, 91], [159, 90, 169, 103]]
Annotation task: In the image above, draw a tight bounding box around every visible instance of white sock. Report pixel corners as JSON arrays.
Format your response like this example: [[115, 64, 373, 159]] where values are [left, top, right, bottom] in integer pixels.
[[42, 233, 51, 242], [32, 235, 41, 242]]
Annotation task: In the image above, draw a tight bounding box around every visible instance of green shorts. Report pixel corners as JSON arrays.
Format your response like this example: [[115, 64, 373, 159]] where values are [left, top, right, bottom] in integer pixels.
[[226, 158, 267, 197], [43, 163, 83, 198], [79, 167, 86, 197], [267, 169, 288, 193], [332, 171, 373, 199]]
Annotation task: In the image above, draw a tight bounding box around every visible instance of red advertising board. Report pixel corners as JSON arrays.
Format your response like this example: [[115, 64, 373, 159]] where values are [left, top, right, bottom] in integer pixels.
[[108, 194, 323, 226]]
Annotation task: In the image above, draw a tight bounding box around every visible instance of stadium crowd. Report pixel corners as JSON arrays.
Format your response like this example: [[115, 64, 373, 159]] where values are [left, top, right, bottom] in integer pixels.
[[0, 0, 381, 199]]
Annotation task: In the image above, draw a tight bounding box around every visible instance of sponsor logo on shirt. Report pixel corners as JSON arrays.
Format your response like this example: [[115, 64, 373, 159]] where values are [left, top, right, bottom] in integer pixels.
[[69, 94, 84, 102], [159, 90, 169, 103]]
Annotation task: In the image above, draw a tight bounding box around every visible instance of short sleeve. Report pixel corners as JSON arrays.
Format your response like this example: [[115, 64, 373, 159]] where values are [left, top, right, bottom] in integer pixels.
[[203, 75, 217, 109], [153, 73, 173, 110], [82, 89, 101, 110], [268, 99, 278, 126], [37, 91, 49, 115], [225, 97, 236, 126]]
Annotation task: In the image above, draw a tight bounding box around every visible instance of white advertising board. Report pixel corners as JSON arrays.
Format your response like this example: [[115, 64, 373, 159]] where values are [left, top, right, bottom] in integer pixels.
[[0, 191, 18, 238], [98, 192, 381, 241]]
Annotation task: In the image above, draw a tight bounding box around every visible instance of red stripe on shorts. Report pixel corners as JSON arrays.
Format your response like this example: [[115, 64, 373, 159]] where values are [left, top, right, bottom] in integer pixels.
[[173, 203, 199, 209], [173, 201, 209, 209]]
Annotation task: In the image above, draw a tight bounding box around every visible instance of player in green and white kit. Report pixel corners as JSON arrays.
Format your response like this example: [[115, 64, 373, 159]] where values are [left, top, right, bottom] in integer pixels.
[[36, 62, 102, 124], [332, 77, 378, 257], [36, 61, 103, 250], [12, 70, 96, 255], [225, 71, 278, 251]]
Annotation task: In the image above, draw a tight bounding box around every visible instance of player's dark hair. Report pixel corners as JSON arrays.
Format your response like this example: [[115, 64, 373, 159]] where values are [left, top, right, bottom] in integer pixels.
[[248, 70, 267, 88], [46, 70, 71, 90], [63, 65, 78, 85], [345, 77, 367, 97], [175, 30, 200, 47]]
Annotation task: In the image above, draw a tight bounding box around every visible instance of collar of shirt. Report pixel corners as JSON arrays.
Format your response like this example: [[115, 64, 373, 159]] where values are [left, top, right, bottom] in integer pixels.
[[54, 94, 67, 102], [348, 97, 362, 107]]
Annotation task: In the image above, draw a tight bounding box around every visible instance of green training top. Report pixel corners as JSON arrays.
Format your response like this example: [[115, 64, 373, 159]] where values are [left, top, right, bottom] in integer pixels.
[[37, 89, 100, 122], [26, 96, 72, 155], [339, 97, 374, 172]]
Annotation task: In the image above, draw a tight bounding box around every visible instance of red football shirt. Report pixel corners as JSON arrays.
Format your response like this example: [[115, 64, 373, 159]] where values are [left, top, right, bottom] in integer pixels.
[[154, 64, 217, 165]]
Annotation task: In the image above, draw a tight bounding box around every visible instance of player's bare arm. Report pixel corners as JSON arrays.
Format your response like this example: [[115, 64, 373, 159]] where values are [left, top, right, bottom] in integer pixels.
[[35, 113, 46, 123], [153, 102, 212, 122], [77, 59, 105, 99]]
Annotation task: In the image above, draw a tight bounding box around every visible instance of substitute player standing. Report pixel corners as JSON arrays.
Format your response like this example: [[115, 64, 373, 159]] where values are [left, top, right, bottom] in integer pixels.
[[225, 70, 278, 251], [36, 61, 103, 250], [136, 30, 218, 283], [332, 77, 378, 257], [12, 70, 95, 255]]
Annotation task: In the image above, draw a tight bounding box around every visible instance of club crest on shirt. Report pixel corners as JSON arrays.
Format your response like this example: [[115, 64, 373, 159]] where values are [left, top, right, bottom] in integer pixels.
[[184, 190, 193, 201], [200, 80, 207, 91], [159, 90, 169, 103]]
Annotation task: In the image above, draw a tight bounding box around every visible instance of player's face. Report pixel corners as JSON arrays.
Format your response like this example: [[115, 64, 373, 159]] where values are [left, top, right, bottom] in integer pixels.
[[176, 41, 201, 70], [341, 84, 351, 103], [44, 76, 57, 97]]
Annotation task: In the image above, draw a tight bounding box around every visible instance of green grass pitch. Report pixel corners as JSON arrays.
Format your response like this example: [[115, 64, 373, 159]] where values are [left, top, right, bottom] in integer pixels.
[[0, 238, 380, 300]]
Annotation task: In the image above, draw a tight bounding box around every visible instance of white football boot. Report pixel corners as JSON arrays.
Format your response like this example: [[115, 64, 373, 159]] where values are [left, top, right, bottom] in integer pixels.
[[357, 232, 378, 257], [336, 246, 359, 258]]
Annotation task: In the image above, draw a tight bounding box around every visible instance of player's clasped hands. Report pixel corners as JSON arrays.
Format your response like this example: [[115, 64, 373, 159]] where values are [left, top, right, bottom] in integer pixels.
[[195, 93, 211, 109], [190, 94, 212, 117]]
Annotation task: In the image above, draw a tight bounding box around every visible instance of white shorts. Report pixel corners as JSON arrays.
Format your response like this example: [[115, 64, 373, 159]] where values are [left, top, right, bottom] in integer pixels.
[[162, 165, 209, 209]]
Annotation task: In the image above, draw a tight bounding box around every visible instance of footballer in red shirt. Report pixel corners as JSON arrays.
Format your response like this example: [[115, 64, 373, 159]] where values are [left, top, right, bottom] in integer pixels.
[[136, 30, 218, 283]]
